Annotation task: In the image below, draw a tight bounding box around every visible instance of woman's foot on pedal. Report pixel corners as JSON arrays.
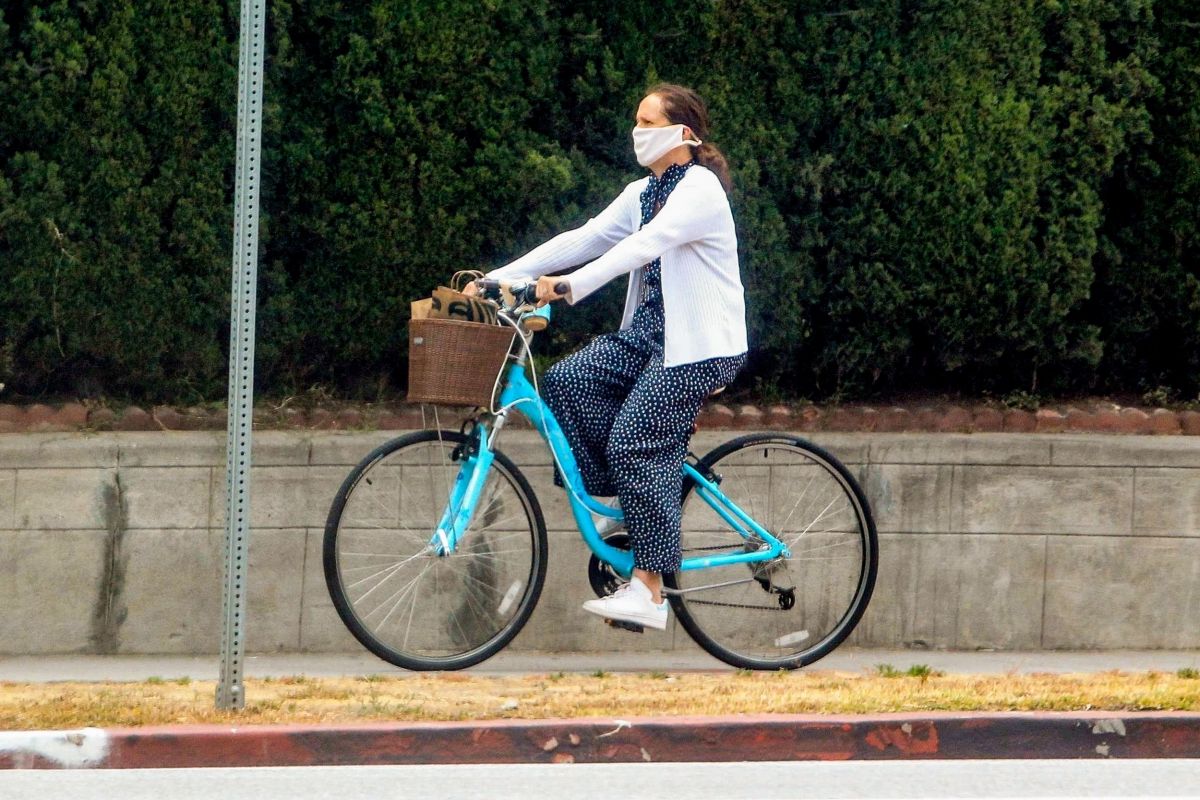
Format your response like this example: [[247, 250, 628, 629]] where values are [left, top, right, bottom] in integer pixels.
[[582, 576, 668, 630]]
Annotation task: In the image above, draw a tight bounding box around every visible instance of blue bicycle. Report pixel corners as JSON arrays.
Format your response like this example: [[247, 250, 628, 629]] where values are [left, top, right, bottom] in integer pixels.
[[324, 279, 877, 671]]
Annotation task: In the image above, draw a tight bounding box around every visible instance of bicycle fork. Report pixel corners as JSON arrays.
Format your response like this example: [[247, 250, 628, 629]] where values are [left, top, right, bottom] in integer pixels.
[[429, 425, 494, 556]]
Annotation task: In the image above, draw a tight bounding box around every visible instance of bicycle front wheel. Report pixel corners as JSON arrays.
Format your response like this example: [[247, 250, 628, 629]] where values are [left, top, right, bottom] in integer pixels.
[[323, 429, 547, 671], [669, 433, 877, 670]]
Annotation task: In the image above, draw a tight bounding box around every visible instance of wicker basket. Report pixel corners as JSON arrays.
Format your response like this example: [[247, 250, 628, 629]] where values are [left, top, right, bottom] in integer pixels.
[[406, 317, 516, 407]]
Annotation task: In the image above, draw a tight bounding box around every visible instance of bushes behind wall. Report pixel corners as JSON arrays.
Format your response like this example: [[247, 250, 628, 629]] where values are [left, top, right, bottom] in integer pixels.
[[1, 0, 1196, 403]]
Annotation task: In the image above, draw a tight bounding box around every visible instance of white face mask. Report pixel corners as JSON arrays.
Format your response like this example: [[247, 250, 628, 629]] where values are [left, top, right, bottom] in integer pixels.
[[631, 123, 702, 167]]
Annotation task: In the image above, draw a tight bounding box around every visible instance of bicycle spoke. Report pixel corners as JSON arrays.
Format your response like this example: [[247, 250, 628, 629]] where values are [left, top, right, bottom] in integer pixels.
[[452, 565, 504, 620], [400, 565, 431, 652], [786, 549, 860, 562], [767, 456, 775, 533], [782, 534, 859, 554], [797, 495, 843, 538], [340, 548, 433, 564], [446, 598, 476, 650], [362, 563, 430, 625], [727, 464, 760, 532], [450, 565, 511, 599], [458, 546, 534, 561], [345, 550, 431, 591], [778, 468, 820, 534]]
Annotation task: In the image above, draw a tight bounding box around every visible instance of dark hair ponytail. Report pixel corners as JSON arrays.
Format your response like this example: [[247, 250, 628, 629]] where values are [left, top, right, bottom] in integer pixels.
[[694, 143, 732, 194], [646, 82, 733, 194]]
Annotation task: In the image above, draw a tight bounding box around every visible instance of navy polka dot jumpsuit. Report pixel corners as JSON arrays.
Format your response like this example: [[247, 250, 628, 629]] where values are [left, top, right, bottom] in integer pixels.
[[541, 161, 746, 574]]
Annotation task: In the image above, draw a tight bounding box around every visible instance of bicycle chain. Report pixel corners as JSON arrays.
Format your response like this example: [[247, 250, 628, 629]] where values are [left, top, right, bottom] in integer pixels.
[[678, 546, 787, 611], [683, 599, 783, 611]]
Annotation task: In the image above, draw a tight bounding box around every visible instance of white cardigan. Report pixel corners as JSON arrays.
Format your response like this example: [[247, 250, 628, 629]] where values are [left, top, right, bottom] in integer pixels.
[[486, 165, 748, 367]]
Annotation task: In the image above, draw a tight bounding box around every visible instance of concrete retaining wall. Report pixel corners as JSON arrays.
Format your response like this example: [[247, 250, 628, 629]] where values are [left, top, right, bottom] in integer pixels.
[[1, 431, 1198, 655]]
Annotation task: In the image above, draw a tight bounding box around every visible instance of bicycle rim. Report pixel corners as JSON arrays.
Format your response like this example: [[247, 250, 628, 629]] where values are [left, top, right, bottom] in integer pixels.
[[670, 434, 877, 669], [324, 430, 547, 670]]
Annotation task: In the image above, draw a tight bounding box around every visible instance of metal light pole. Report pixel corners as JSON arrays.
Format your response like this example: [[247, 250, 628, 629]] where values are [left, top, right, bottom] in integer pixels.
[[217, 0, 268, 710]]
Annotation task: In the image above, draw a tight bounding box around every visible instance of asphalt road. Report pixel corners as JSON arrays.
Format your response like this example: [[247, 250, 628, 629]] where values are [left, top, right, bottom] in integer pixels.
[[2, 761, 1199, 800]]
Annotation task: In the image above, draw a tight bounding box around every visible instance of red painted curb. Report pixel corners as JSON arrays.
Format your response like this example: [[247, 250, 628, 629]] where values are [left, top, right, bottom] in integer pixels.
[[3, 713, 1200, 769]]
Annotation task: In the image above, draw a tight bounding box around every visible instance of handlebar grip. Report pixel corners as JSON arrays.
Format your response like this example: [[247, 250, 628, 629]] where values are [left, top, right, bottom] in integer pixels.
[[522, 282, 569, 304]]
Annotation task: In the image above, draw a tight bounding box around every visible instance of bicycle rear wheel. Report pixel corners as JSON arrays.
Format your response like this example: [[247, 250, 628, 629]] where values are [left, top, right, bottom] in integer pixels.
[[668, 433, 877, 670], [323, 429, 547, 670]]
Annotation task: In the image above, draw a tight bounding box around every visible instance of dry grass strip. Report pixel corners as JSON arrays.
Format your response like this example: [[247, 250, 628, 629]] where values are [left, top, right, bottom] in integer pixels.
[[2, 669, 1198, 730]]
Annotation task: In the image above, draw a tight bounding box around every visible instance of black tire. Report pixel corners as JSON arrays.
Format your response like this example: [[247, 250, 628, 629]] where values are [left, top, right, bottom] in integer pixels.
[[323, 430, 547, 671], [667, 433, 878, 670]]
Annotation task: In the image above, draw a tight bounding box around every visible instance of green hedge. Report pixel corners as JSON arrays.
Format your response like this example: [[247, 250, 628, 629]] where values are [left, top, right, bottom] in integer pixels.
[[1, 0, 1197, 403]]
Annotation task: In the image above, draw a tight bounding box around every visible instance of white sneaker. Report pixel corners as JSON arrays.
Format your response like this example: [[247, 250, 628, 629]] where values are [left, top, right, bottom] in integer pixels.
[[582, 576, 668, 631]]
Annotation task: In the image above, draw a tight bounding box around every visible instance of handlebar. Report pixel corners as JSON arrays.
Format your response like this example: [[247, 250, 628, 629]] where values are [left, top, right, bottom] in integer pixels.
[[475, 278, 569, 308], [473, 278, 566, 333]]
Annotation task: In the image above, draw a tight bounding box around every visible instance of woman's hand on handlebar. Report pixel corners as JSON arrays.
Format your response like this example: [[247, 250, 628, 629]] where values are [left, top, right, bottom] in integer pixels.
[[471, 276, 570, 309], [535, 276, 570, 307]]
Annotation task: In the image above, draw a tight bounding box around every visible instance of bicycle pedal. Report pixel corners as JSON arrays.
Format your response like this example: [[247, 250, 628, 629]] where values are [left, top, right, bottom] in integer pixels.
[[604, 618, 645, 634]]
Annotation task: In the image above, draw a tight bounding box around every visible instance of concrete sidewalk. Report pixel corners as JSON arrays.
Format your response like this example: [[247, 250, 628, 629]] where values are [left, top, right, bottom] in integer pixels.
[[2, 648, 1198, 682]]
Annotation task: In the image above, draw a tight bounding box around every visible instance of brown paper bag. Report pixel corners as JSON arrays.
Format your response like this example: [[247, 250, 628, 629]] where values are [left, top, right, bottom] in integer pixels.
[[410, 297, 433, 320], [431, 285, 498, 324], [409, 271, 497, 324]]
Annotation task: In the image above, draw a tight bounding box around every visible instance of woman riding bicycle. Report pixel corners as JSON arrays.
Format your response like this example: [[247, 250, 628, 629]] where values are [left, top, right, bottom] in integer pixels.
[[469, 83, 748, 632]]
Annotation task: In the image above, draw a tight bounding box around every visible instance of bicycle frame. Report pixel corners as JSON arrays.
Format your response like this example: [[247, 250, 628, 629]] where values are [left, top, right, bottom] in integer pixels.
[[430, 308, 790, 578]]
